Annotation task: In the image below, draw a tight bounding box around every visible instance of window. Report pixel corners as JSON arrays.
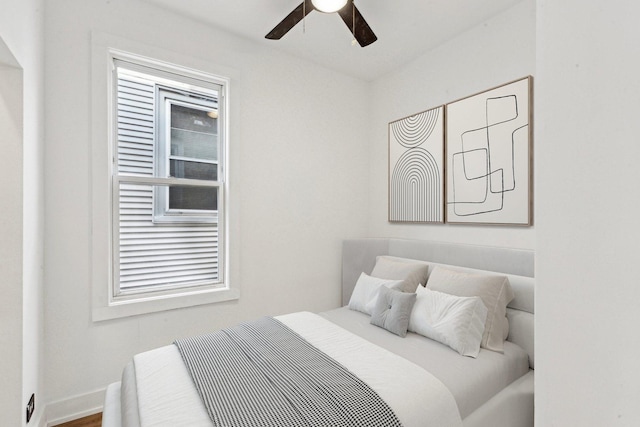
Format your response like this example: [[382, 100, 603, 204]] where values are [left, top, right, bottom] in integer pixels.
[[110, 54, 228, 302], [154, 87, 220, 223]]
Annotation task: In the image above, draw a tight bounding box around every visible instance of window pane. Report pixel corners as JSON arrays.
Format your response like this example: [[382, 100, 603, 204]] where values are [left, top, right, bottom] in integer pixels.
[[171, 104, 216, 133], [117, 181, 219, 291], [170, 159, 217, 181], [171, 129, 217, 160], [169, 186, 218, 211], [171, 104, 217, 161]]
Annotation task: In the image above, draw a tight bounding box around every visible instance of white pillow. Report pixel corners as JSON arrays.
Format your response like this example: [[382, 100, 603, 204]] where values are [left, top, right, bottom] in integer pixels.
[[348, 272, 403, 315], [426, 266, 513, 353], [409, 286, 488, 358]]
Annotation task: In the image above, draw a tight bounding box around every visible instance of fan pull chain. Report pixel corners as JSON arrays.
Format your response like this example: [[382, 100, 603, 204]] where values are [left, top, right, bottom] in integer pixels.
[[303, 0, 306, 34]]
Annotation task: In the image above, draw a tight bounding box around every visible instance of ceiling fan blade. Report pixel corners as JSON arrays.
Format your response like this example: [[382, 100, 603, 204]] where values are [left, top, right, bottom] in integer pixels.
[[266, 0, 315, 40], [337, 1, 377, 47]]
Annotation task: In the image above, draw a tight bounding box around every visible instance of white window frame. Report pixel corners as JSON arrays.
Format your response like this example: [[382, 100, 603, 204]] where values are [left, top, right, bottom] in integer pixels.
[[154, 87, 220, 224], [91, 42, 237, 321]]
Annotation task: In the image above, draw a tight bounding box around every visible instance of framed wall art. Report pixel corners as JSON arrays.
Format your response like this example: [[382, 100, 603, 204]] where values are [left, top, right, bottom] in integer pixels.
[[445, 76, 532, 225], [389, 105, 444, 223]]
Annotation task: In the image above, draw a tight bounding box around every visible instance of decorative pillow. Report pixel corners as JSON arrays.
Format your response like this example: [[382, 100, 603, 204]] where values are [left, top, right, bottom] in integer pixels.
[[348, 272, 404, 315], [370, 286, 417, 337], [409, 286, 488, 357], [370, 256, 429, 293], [426, 266, 514, 353]]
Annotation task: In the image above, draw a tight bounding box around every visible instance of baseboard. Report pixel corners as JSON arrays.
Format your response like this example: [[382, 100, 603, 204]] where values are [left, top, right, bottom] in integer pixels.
[[29, 408, 46, 427], [44, 388, 105, 426]]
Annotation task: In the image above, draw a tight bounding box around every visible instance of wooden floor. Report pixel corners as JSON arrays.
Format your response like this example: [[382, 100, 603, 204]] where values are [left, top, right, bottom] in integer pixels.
[[53, 413, 102, 427]]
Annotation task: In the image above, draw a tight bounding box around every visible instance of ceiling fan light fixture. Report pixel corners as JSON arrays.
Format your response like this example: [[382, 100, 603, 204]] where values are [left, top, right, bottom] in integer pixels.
[[266, 0, 376, 47], [311, 0, 348, 13]]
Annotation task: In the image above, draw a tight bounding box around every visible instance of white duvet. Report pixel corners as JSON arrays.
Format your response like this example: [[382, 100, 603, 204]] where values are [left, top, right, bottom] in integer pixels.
[[132, 312, 462, 427]]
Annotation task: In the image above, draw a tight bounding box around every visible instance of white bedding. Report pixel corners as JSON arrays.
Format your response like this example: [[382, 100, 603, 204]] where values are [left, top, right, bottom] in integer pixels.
[[130, 312, 462, 427], [321, 307, 530, 418], [105, 239, 535, 427]]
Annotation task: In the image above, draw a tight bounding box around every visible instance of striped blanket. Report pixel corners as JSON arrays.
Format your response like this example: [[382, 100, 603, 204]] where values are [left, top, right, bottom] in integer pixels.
[[174, 317, 403, 427]]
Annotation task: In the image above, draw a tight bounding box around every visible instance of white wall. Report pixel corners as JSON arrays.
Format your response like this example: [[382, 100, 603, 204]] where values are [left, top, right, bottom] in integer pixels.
[[535, 1, 640, 425], [368, 0, 536, 250], [370, 1, 640, 423], [43, 0, 369, 418], [0, 0, 45, 426], [0, 38, 24, 427]]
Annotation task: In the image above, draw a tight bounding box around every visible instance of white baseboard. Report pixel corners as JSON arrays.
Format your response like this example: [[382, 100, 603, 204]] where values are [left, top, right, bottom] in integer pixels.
[[44, 388, 105, 426], [29, 408, 45, 427]]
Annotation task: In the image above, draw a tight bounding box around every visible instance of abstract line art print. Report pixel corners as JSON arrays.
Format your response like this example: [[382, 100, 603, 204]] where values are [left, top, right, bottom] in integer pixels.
[[445, 77, 532, 225], [389, 105, 444, 223]]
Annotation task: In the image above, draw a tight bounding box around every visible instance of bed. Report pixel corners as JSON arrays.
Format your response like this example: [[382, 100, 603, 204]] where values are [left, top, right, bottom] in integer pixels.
[[103, 238, 534, 427]]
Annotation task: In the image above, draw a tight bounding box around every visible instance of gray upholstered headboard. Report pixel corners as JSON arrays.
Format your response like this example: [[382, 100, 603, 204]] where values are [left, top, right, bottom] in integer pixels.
[[341, 238, 535, 368]]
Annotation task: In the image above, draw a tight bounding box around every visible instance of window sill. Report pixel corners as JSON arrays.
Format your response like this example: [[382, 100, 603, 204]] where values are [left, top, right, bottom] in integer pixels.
[[92, 286, 239, 322]]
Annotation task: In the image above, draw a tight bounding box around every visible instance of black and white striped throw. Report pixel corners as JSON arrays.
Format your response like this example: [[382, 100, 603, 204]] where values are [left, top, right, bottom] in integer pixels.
[[174, 317, 403, 427]]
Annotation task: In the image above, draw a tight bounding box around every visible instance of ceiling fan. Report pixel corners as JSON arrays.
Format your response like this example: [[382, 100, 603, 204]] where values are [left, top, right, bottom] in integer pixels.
[[266, 0, 378, 47]]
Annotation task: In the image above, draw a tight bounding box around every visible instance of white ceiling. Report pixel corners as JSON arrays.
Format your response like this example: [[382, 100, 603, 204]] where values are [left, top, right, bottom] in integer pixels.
[[143, 0, 523, 81]]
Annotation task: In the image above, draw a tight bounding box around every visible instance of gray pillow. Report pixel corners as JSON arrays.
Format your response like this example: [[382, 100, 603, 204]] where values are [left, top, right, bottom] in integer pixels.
[[371, 256, 429, 293], [370, 286, 417, 337]]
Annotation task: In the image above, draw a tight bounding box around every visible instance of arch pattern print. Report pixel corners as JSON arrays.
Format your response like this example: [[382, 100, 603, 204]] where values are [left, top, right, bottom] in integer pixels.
[[446, 76, 532, 225], [388, 106, 444, 223], [390, 107, 440, 149]]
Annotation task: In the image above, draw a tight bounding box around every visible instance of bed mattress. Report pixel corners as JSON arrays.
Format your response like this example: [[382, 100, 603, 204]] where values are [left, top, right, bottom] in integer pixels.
[[117, 308, 529, 426]]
